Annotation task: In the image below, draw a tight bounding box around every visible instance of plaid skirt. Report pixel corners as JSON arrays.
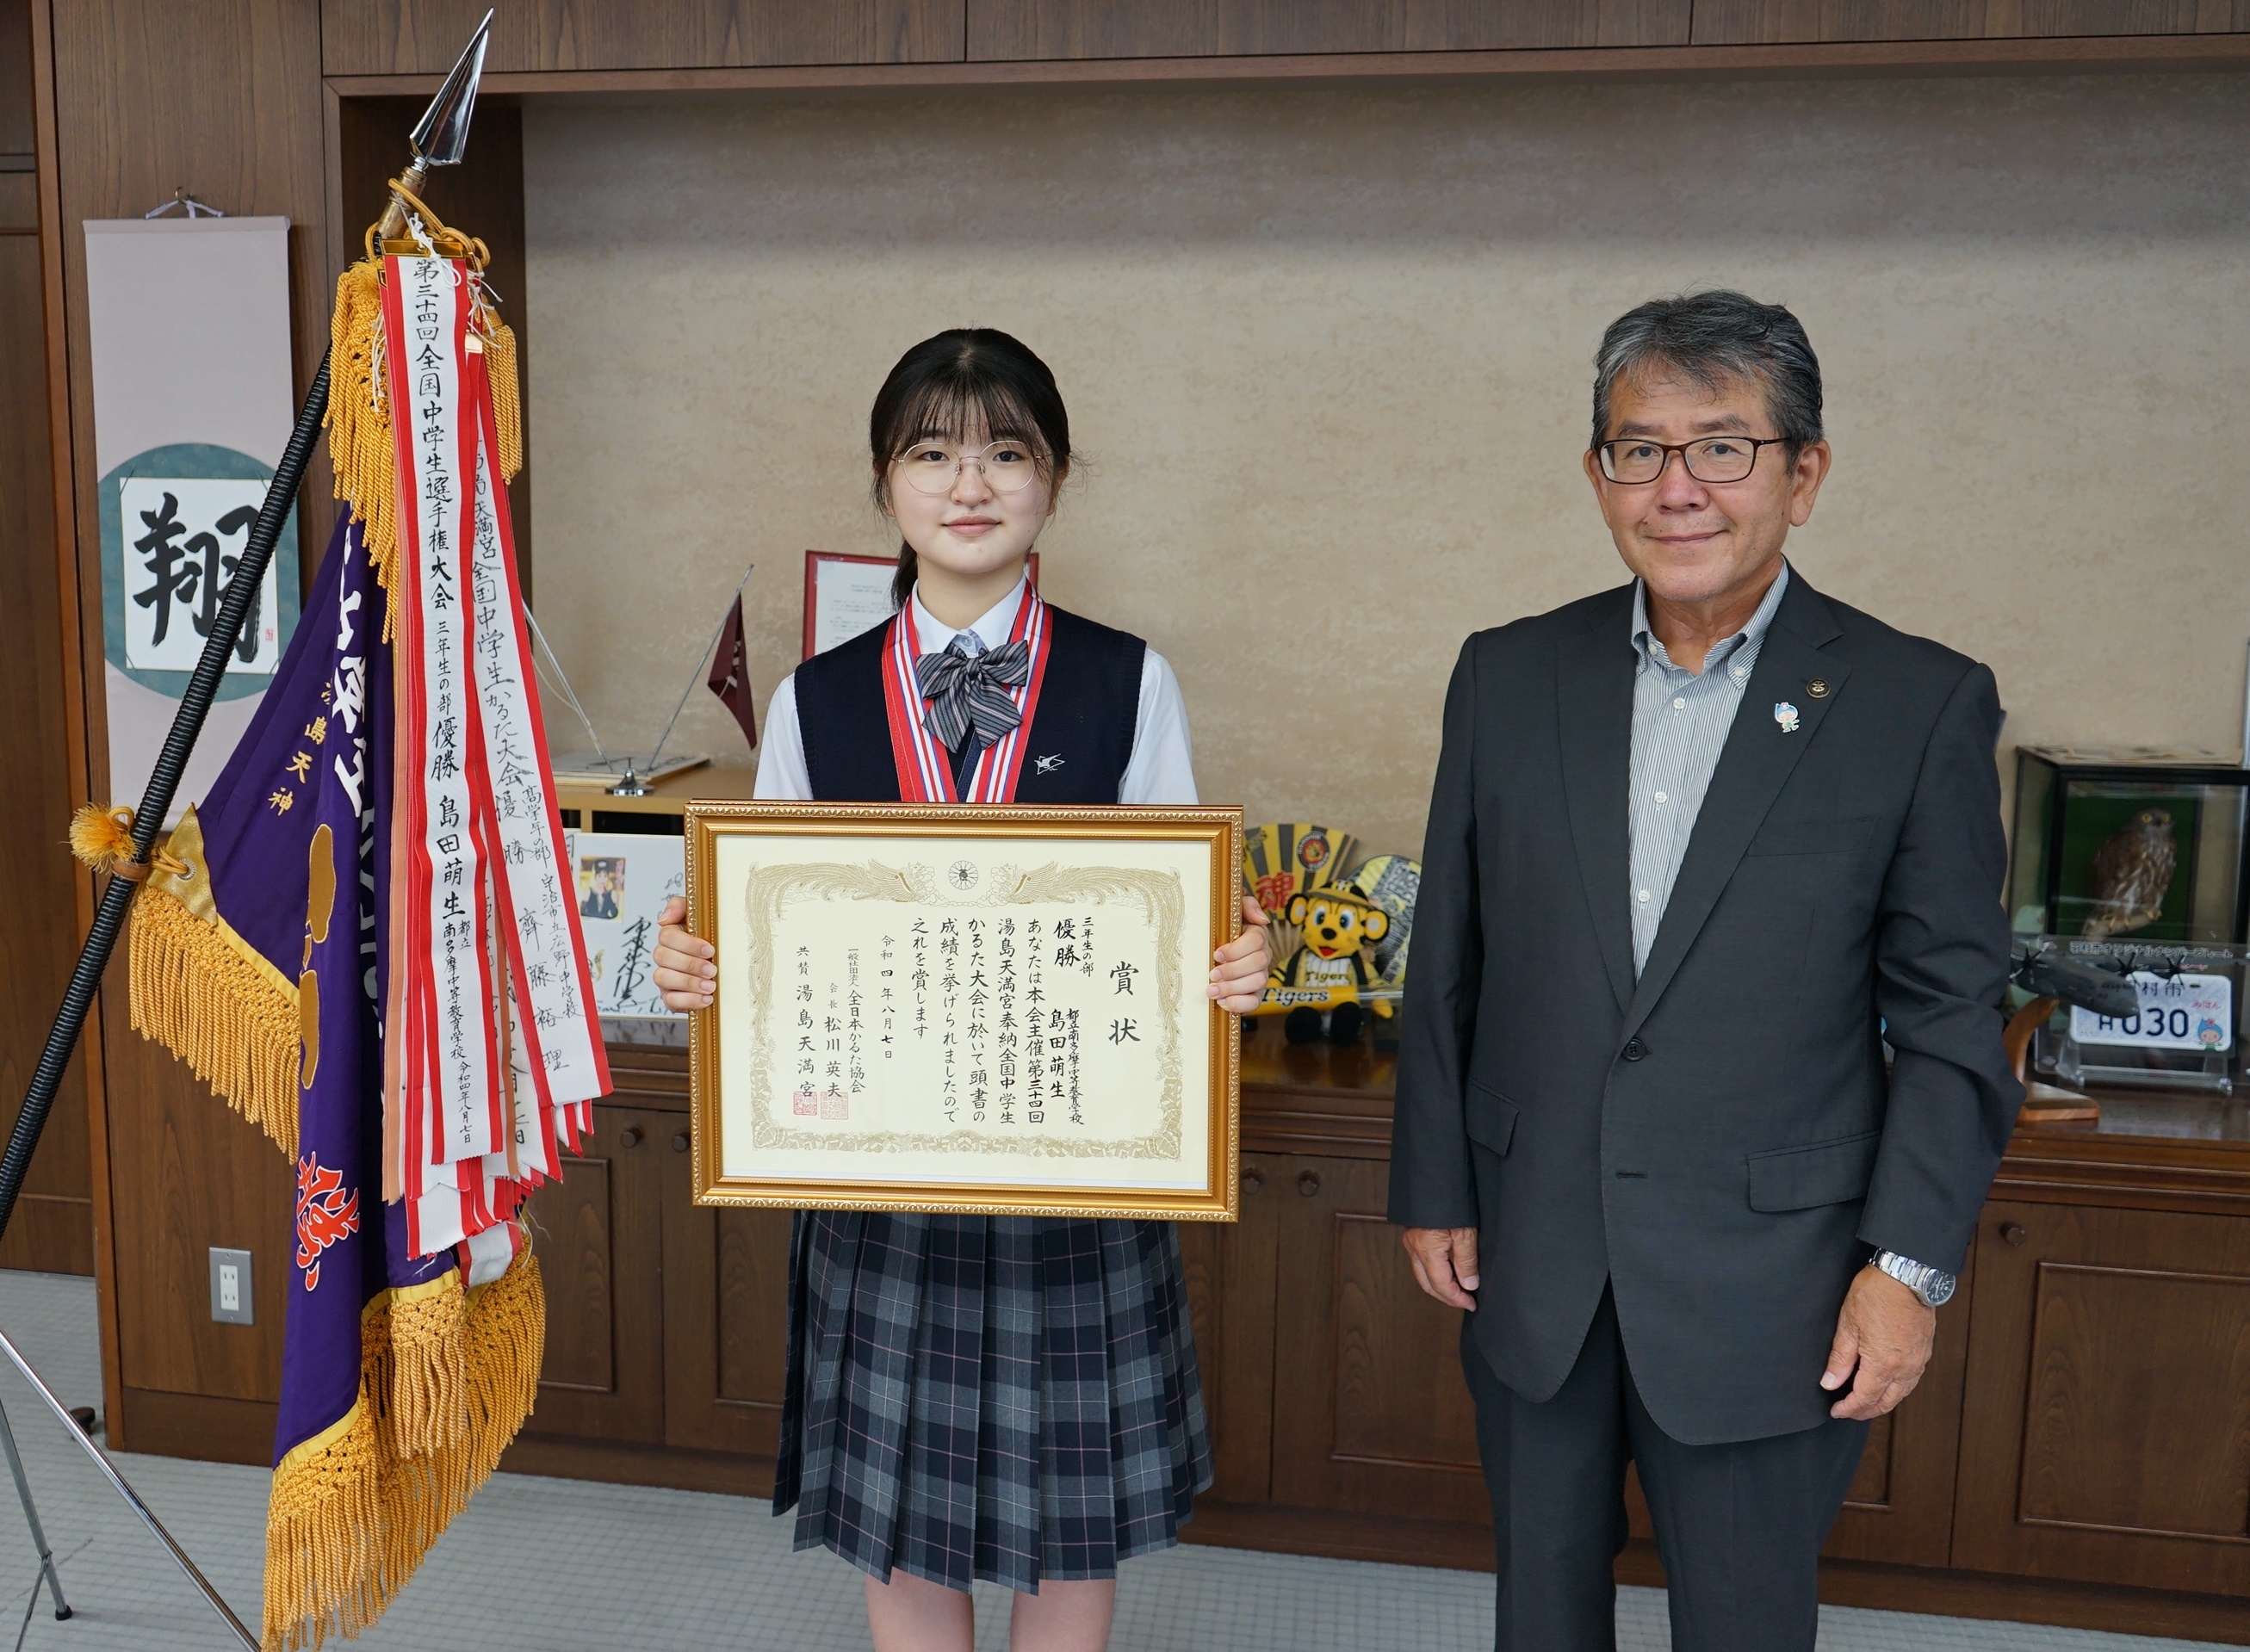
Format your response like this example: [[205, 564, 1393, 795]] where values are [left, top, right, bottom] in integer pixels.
[[772, 1212, 1212, 1593]]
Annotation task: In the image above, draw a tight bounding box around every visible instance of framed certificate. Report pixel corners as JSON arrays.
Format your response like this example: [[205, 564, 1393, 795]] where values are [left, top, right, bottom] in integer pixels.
[[802, 548, 1040, 659], [685, 801, 1242, 1220]]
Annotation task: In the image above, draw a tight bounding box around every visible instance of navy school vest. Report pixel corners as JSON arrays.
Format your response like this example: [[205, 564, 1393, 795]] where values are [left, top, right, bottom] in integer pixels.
[[794, 603, 1147, 804]]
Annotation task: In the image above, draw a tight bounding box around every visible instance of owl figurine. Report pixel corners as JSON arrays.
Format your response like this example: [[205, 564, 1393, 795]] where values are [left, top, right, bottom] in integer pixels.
[[2080, 807, 2177, 939]]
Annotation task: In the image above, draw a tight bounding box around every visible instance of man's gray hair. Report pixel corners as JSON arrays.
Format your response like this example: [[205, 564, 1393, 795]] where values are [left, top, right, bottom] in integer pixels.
[[1590, 290, 1823, 453]]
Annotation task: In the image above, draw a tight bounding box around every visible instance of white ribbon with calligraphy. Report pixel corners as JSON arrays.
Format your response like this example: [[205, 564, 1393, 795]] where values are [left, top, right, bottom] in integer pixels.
[[380, 252, 607, 1253]]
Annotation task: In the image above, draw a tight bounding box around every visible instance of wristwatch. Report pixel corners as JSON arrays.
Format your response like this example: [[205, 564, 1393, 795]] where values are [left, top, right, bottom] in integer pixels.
[[1872, 1249, 1956, 1309]]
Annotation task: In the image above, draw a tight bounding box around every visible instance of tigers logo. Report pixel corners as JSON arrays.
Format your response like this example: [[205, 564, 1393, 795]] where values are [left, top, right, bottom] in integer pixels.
[[294, 1152, 361, 1291]]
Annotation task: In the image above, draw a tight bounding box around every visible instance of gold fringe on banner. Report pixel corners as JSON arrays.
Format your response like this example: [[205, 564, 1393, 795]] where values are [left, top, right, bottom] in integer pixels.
[[127, 888, 302, 1160], [377, 1274, 469, 1459], [325, 257, 399, 634], [260, 1394, 384, 1651], [262, 1249, 547, 1652]]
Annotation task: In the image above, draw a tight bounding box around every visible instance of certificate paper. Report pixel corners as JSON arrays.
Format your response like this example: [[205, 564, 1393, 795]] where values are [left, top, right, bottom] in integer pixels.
[[686, 802, 1241, 1219]]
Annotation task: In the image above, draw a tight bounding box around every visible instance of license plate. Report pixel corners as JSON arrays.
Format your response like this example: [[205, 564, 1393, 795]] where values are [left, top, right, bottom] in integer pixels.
[[2070, 972, 2235, 1053]]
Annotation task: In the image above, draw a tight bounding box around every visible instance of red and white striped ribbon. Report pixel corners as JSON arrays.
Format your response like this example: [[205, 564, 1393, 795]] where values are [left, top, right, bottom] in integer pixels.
[[381, 253, 608, 1257], [880, 585, 1051, 804]]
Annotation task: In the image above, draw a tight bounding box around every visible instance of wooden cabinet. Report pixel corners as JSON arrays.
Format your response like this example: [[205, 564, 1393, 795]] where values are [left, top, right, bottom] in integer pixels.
[[1955, 1198, 2250, 1597], [506, 1049, 788, 1492], [522, 1104, 668, 1445], [658, 1145, 792, 1458], [1266, 1154, 1485, 1525], [95, 1023, 2250, 1637]]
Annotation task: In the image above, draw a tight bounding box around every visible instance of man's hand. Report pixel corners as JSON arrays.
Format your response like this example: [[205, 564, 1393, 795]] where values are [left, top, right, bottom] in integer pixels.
[[1402, 1227, 1480, 1311], [653, 895, 716, 1012], [1209, 896, 1273, 1014], [1821, 1265, 1936, 1420]]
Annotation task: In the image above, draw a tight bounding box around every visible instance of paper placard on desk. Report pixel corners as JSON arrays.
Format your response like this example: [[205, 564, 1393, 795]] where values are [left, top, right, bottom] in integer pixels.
[[685, 801, 1240, 1219], [564, 829, 686, 1019], [803, 549, 1039, 659]]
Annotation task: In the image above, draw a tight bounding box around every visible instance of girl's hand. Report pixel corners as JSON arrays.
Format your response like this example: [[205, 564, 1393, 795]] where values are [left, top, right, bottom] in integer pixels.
[[1209, 895, 1273, 1015], [654, 895, 716, 1012]]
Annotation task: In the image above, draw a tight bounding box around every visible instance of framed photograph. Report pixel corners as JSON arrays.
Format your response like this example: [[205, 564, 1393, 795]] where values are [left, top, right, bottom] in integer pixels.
[[802, 548, 1040, 659], [685, 801, 1242, 1220], [564, 828, 687, 1019]]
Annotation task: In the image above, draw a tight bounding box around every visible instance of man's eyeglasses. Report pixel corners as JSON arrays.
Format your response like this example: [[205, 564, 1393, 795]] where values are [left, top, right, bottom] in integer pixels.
[[893, 440, 1044, 495], [1595, 435, 1789, 486]]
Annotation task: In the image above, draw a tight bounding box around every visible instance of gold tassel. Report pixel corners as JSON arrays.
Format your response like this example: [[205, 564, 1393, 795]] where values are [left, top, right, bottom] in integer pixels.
[[375, 1276, 469, 1459], [484, 318, 524, 484], [260, 1251, 547, 1652], [325, 257, 400, 638], [67, 803, 139, 874], [128, 888, 301, 1158]]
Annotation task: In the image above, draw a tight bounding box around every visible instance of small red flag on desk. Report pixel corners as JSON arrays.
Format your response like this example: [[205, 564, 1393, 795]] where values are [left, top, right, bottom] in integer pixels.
[[708, 591, 758, 749]]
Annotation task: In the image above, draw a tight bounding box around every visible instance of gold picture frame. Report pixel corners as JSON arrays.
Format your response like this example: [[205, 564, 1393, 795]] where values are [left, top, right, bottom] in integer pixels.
[[685, 801, 1243, 1221]]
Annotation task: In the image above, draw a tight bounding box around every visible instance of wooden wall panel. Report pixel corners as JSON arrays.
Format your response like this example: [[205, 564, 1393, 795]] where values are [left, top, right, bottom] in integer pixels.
[[102, 973, 293, 1402], [0, 0, 92, 1278], [321, 0, 967, 76], [0, 0, 31, 155], [45, 0, 330, 1442], [1691, 1, 2250, 43], [970, 1, 1689, 60]]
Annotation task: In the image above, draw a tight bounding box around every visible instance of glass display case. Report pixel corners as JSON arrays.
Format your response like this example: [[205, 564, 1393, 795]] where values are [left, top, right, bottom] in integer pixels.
[[2008, 746, 2250, 945], [2018, 936, 2248, 1098]]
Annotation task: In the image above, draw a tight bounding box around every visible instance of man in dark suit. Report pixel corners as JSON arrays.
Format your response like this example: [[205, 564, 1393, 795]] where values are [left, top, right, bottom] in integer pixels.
[[1390, 290, 2019, 1651]]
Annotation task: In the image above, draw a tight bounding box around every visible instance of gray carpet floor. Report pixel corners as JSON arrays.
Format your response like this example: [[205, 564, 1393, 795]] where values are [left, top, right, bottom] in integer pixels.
[[0, 1270, 2215, 1651]]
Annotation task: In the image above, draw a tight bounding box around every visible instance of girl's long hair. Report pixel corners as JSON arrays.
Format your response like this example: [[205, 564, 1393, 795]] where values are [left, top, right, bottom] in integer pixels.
[[869, 330, 1073, 610]]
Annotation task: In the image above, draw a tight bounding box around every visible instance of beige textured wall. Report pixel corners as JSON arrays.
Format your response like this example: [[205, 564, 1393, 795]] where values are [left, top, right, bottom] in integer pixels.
[[523, 75, 2250, 861]]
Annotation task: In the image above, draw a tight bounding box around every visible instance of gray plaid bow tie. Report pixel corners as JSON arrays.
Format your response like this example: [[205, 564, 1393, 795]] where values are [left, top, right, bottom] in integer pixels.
[[915, 635, 1032, 755]]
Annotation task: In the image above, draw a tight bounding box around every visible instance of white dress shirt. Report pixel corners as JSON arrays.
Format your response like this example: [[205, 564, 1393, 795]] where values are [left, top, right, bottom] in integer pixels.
[[1625, 560, 1791, 973], [755, 575, 1199, 807]]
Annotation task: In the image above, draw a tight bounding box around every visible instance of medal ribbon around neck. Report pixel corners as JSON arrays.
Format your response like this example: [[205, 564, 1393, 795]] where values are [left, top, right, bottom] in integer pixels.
[[882, 584, 1051, 802]]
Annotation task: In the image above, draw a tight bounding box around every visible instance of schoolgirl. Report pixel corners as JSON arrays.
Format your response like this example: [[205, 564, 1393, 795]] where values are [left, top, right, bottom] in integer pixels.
[[654, 329, 1272, 1652]]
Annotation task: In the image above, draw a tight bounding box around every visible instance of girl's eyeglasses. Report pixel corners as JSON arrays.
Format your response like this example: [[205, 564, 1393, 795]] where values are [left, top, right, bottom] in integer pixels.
[[893, 440, 1043, 495]]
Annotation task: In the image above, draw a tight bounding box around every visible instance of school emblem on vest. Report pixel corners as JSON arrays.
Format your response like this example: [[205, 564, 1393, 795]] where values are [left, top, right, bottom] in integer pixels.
[[1035, 753, 1065, 775], [1774, 701, 1801, 734]]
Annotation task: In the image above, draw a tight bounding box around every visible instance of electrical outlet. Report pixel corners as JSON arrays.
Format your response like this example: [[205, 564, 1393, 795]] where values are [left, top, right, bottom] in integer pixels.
[[208, 1247, 253, 1326]]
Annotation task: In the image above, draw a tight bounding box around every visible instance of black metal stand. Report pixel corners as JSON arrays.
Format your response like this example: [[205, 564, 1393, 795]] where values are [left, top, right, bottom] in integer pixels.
[[0, 348, 331, 1651]]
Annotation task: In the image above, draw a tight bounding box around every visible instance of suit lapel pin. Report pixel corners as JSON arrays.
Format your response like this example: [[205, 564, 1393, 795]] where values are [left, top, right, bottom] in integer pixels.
[[1805, 678, 1832, 699], [1774, 701, 1801, 734], [1035, 753, 1065, 775]]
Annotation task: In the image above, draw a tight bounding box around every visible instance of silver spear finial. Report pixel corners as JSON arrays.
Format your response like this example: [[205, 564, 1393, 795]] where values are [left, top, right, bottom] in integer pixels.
[[373, 9, 494, 244]]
